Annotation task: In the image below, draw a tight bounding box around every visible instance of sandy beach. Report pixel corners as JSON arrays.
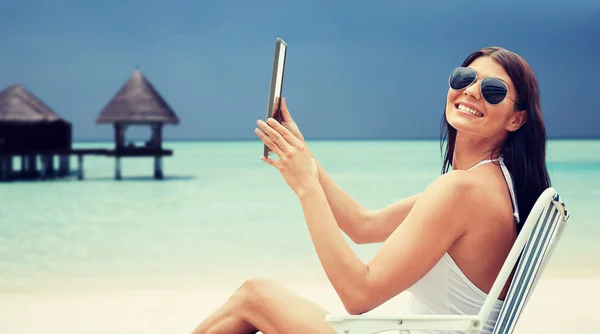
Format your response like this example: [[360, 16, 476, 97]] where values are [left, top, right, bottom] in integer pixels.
[[0, 275, 598, 334]]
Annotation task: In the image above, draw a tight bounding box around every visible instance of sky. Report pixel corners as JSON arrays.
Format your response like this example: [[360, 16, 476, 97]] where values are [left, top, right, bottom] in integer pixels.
[[0, 0, 599, 141]]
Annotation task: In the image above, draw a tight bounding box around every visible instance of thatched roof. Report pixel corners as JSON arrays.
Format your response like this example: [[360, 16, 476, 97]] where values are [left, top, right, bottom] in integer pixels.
[[0, 84, 69, 123], [96, 69, 180, 125]]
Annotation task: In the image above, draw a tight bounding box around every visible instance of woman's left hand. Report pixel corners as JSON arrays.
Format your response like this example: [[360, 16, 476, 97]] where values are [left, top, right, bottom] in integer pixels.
[[255, 118, 319, 196]]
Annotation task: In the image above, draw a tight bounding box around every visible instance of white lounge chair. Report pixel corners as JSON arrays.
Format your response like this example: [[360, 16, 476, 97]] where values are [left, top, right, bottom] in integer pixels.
[[326, 187, 570, 334]]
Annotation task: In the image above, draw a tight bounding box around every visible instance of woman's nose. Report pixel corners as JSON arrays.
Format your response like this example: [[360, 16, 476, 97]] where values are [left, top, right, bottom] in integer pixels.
[[463, 80, 482, 100]]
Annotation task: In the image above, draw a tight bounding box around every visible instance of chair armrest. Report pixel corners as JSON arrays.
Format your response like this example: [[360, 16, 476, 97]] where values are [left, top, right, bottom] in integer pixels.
[[325, 314, 483, 333]]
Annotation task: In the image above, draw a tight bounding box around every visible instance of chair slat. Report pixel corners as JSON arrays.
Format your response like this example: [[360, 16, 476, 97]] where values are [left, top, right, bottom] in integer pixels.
[[492, 195, 567, 334]]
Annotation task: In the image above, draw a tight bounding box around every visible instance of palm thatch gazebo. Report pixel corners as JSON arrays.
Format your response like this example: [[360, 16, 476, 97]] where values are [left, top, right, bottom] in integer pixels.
[[96, 68, 180, 180], [0, 84, 72, 180]]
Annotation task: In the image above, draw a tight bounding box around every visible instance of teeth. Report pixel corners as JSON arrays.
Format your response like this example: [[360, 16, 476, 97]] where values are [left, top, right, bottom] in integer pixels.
[[458, 104, 483, 117]]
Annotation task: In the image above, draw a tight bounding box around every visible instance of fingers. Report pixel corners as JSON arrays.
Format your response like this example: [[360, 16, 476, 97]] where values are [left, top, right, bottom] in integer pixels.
[[254, 127, 284, 157], [260, 155, 280, 169], [280, 97, 292, 120], [257, 119, 294, 151], [265, 118, 303, 148]]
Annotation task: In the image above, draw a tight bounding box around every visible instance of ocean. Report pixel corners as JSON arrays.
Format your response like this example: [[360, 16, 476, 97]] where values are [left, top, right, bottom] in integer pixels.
[[0, 139, 599, 333]]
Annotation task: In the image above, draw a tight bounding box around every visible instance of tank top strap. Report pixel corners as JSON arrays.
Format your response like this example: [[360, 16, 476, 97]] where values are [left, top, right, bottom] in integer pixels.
[[467, 157, 520, 223], [467, 158, 500, 171], [498, 159, 520, 223]]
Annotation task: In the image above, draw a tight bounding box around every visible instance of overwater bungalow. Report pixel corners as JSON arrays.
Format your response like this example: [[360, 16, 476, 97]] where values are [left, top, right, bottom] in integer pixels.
[[0, 84, 72, 180], [96, 68, 180, 180]]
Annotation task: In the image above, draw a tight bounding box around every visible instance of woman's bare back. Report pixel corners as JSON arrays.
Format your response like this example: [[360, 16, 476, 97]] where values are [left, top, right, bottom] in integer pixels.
[[447, 163, 518, 299]]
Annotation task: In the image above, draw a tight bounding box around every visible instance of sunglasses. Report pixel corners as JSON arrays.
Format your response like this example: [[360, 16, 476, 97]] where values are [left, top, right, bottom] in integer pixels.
[[449, 67, 520, 107]]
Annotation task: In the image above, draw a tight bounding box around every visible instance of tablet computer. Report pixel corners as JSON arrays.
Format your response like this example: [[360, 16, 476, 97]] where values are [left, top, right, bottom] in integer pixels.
[[263, 38, 287, 158]]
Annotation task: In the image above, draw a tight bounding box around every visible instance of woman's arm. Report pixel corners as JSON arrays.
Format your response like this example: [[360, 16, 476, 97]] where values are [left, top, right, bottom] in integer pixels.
[[277, 98, 418, 244], [315, 162, 420, 244], [256, 118, 474, 315], [297, 172, 474, 315]]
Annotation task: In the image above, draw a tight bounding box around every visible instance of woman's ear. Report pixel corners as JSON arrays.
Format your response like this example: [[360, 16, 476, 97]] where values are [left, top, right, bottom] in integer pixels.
[[506, 110, 527, 132]]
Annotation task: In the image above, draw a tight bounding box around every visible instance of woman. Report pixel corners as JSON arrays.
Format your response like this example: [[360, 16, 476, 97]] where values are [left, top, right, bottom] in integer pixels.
[[191, 46, 551, 334]]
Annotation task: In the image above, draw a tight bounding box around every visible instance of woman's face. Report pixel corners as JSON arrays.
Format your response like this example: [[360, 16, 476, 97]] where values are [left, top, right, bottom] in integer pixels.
[[445, 56, 526, 140]]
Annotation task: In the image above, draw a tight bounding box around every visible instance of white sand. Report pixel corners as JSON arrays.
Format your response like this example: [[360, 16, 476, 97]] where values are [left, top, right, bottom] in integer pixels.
[[0, 276, 598, 334]]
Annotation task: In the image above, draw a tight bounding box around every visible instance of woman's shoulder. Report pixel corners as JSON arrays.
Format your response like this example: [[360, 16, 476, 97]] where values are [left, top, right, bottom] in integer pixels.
[[430, 170, 483, 193], [429, 170, 507, 210], [403, 170, 504, 239]]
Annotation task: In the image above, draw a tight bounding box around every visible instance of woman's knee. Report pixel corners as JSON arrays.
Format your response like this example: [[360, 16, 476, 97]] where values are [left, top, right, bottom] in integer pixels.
[[234, 278, 278, 309], [238, 277, 274, 296], [235, 278, 334, 334]]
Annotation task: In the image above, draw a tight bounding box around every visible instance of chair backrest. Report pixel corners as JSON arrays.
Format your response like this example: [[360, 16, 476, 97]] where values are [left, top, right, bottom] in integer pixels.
[[476, 187, 570, 334]]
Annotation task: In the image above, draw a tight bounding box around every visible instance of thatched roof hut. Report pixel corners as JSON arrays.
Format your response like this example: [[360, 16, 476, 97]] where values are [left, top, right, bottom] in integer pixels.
[[0, 84, 72, 152], [0, 84, 65, 122], [96, 69, 180, 125]]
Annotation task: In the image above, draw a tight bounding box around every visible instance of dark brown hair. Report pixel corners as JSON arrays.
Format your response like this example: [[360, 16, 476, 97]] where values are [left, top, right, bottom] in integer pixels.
[[440, 46, 551, 231]]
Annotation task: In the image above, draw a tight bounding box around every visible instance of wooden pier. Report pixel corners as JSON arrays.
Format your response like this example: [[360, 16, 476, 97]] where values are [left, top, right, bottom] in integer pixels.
[[0, 148, 172, 181], [0, 68, 180, 182]]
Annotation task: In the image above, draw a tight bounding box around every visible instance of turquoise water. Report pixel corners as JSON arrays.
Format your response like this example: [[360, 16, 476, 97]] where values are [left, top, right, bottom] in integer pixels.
[[0, 140, 599, 293]]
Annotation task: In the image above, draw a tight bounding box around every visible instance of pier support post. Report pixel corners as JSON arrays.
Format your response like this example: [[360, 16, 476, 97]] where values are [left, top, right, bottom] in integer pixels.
[[20, 155, 26, 173], [0, 156, 8, 181], [6, 155, 13, 178], [40, 154, 55, 179], [77, 155, 84, 180], [47, 155, 55, 176], [115, 156, 122, 180], [154, 156, 163, 180], [26, 155, 37, 175], [40, 155, 48, 180], [58, 155, 70, 176]]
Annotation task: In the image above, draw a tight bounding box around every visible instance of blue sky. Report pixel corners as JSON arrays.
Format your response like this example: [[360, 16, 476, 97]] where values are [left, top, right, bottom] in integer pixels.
[[1, 0, 599, 140]]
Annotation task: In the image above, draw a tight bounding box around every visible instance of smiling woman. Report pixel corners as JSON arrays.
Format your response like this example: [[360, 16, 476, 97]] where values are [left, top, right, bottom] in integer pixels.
[[190, 46, 551, 334], [441, 47, 550, 230]]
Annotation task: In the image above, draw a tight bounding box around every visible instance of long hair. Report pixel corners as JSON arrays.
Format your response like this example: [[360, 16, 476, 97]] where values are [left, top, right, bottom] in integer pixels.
[[440, 46, 551, 231]]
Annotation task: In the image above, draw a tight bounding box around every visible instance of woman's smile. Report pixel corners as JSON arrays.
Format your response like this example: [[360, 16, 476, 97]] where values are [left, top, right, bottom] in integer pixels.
[[455, 102, 484, 117]]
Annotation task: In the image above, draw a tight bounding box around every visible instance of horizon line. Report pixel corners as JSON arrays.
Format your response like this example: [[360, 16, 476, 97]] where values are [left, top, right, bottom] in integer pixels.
[[71, 136, 600, 143]]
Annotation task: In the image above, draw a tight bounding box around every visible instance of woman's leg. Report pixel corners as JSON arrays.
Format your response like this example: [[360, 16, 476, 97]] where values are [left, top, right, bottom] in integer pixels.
[[191, 277, 336, 334]]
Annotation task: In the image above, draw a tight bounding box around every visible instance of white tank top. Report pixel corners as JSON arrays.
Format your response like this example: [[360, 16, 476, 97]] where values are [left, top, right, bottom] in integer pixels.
[[403, 157, 519, 334]]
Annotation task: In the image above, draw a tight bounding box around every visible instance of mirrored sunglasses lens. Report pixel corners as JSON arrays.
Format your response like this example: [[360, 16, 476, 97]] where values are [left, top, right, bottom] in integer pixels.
[[481, 78, 508, 104], [449, 68, 476, 90]]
